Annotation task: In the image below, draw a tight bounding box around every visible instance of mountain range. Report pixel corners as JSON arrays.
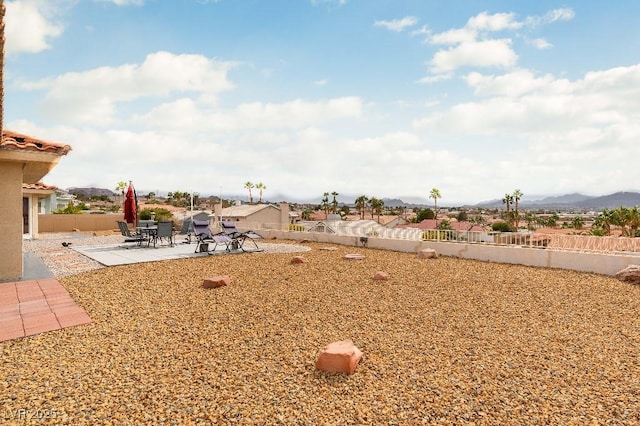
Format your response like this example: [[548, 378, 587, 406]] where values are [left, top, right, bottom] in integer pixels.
[[66, 187, 640, 211], [473, 192, 640, 210]]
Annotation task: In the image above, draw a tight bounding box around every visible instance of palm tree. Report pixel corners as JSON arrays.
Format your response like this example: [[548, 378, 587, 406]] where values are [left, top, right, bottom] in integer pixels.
[[331, 191, 339, 214], [255, 182, 266, 203], [321, 192, 330, 215], [355, 195, 368, 220], [512, 189, 523, 229], [370, 197, 384, 223], [115, 181, 127, 205], [244, 181, 254, 203], [429, 188, 441, 219], [502, 193, 513, 227]]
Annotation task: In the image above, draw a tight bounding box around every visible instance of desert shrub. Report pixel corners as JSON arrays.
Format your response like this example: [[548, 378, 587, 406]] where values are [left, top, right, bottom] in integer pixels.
[[139, 208, 173, 221], [492, 221, 513, 232]]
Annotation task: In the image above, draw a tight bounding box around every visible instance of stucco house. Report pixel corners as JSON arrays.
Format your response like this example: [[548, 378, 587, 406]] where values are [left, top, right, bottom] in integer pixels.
[[212, 203, 290, 229], [22, 181, 58, 239], [0, 130, 71, 280]]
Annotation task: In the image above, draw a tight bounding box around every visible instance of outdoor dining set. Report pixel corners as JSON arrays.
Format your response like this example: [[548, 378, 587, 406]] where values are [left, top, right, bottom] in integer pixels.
[[116, 219, 263, 253]]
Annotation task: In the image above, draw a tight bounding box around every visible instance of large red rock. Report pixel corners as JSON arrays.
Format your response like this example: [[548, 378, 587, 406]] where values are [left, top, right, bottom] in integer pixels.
[[373, 271, 389, 281], [315, 340, 363, 375], [615, 265, 640, 284], [202, 276, 231, 288], [417, 248, 438, 259], [290, 256, 307, 264]]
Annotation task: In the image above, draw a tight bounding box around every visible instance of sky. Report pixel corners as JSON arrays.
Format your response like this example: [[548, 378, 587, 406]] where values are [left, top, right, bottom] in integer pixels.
[[4, 0, 640, 205]]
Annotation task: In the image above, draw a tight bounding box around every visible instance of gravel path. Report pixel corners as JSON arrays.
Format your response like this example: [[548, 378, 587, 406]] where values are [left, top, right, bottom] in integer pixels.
[[3, 237, 640, 424]]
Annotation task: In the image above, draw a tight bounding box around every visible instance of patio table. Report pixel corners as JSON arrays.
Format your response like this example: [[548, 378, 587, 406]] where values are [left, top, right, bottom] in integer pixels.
[[136, 225, 158, 248]]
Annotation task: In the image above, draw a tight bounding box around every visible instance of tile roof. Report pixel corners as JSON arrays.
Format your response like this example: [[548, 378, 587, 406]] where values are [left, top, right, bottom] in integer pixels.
[[1, 130, 71, 156], [22, 182, 58, 191]]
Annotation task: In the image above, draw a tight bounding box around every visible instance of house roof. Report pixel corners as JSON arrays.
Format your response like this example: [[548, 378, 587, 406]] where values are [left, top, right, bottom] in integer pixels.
[[2, 130, 71, 155], [398, 219, 485, 232], [22, 182, 58, 191], [1, 130, 72, 183], [221, 203, 279, 218]]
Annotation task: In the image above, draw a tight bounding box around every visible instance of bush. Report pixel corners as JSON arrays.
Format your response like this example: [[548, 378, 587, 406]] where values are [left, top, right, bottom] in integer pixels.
[[139, 208, 173, 222], [491, 221, 513, 232]]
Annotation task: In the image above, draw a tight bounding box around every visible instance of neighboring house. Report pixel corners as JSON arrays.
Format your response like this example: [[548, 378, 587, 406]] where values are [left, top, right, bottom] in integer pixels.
[[0, 130, 71, 280], [213, 203, 289, 229], [22, 182, 58, 239], [41, 188, 77, 213]]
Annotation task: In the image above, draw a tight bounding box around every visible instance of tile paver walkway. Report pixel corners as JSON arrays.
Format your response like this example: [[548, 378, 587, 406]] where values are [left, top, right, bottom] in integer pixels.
[[0, 278, 91, 342]]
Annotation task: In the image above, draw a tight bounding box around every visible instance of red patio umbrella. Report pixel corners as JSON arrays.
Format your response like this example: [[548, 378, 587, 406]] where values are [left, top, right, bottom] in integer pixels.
[[124, 182, 137, 224]]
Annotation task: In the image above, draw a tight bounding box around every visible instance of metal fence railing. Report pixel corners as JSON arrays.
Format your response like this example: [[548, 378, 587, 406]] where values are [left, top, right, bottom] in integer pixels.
[[241, 221, 640, 255]]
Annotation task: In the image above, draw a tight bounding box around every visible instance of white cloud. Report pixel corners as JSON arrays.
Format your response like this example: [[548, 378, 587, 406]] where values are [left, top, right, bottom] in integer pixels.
[[135, 96, 364, 131], [20, 51, 236, 125], [467, 11, 522, 32], [374, 16, 418, 32], [422, 8, 574, 78], [5, 0, 64, 54], [430, 39, 517, 74], [314, 79, 328, 86], [417, 73, 452, 85], [528, 38, 552, 49], [95, 0, 145, 5]]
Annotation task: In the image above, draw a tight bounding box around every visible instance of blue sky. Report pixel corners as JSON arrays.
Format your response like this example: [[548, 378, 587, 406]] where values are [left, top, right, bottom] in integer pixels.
[[5, 0, 640, 205]]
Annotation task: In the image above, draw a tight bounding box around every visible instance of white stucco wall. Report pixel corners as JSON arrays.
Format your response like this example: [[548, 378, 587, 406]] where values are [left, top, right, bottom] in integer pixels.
[[259, 230, 638, 276]]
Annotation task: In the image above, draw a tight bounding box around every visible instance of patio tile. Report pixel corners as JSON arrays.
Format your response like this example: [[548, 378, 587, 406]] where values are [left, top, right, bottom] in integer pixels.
[[0, 278, 92, 343], [0, 328, 25, 341], [22, 313, 60, 332], [57, 313, 92, 328], [2, 318, 24, 333]]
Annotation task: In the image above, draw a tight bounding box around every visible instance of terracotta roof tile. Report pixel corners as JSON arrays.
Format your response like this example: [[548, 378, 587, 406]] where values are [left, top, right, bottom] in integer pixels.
[[1, 130, 71, 156], [22, 181, 58, 191]]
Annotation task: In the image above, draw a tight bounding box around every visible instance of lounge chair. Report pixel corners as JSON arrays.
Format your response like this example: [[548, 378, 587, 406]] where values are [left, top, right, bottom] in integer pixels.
[[219, 221, 264, 252], [116, 221, 147, 245], [192, 220, 234, 254]]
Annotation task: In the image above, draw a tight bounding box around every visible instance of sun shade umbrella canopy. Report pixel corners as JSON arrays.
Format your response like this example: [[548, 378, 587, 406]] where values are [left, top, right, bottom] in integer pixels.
[[124, 183, 137, 224]]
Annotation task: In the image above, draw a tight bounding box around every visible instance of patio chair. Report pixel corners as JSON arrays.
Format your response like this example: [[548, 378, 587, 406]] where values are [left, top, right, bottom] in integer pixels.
[[192, 220, 234, 254], [219, 221, 264, 252], [178, 218, 194, 243], [151, 221, 175, 247], [116, 221, 147, 245]]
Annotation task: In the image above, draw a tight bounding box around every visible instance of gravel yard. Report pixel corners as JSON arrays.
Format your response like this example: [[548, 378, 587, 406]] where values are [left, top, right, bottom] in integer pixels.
[[3, 236, 640, 424]]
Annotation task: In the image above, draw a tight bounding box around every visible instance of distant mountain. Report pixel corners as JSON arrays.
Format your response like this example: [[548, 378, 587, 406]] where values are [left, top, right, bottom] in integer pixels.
[[67, 187, 115, 198], [575, 192, 640, 210], [527, 193, 594, 205], [474, 191, 640, 210]]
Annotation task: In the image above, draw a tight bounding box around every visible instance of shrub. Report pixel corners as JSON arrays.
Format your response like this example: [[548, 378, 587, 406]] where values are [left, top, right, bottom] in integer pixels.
[[491, 221, 513, 232], [139, 208, 173, 221]]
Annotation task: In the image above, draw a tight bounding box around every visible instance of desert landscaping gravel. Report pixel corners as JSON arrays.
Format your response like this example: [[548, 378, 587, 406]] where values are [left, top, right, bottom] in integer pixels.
[[3, 235, 640, 424]]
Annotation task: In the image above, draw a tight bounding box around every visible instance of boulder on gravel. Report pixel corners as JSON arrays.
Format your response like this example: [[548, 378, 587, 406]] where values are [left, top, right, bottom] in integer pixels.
[[615, 265, 640, 284], [291, 256, 307, 264], [202, 276, 231, 288], [315, 340, 363, 375], [373, 271, 389, 281], [418, 248, 438, 259]]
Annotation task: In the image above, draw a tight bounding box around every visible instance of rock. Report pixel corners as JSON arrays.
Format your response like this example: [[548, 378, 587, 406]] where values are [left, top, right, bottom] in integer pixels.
[[373, 271, 389, 281], [418, 248, 438, 259], [291, 256, 307, 264], [319, 246, 338, 251], [315, 340, 363, 375], [615, 265, 640, 284], [343, 254, 365, 260], [202, 276, 231, 288]]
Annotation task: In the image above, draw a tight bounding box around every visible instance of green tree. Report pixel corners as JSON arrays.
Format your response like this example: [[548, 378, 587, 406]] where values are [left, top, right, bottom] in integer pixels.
[[512, 189, 523, 229], [255, 182, 266, 203], [571, 216, 585, 230], [456, 211, 468, 222], [502, 193, 513, 226], [244, 182, 255, 203], [437, 219, 452, 230], [331, 191, 339, 214], [429, 188, 441, 219], [319, 192, 328, 215], [416, 208, 435, 222], [355, 195, 368, 220], [370, 197, 384, 223]]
